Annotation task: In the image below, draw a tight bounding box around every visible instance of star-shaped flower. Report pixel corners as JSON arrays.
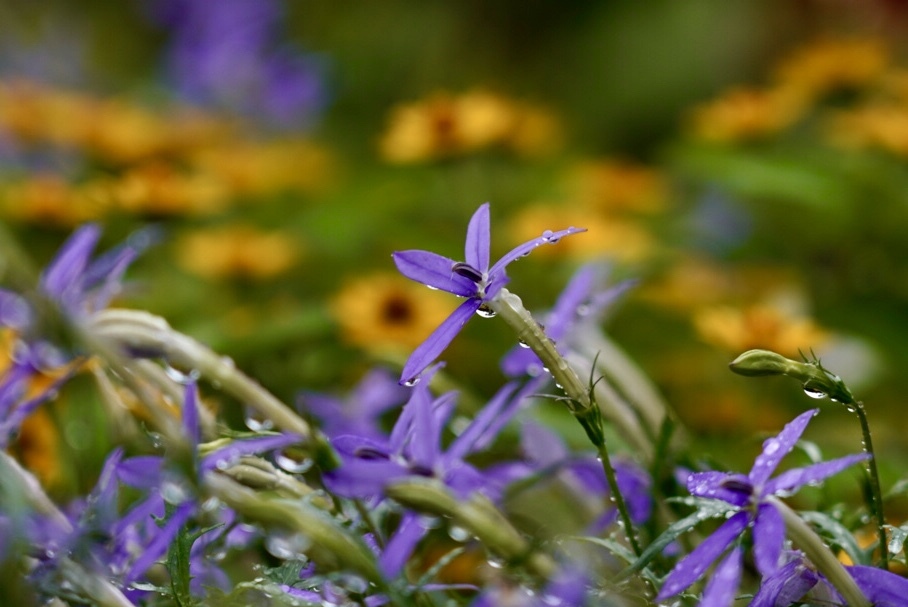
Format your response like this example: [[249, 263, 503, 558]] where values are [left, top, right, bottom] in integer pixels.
[[392, 202, 585, 384], [656, 408, 869, 605]]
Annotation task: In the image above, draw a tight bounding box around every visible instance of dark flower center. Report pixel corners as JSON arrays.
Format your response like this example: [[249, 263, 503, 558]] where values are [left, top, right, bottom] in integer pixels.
[[451, 262, 483, 284], [381, 293, 414, 324]]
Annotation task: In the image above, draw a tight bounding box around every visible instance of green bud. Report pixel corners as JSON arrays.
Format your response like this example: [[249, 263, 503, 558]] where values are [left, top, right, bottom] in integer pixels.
[[728, 349, 796, 377]]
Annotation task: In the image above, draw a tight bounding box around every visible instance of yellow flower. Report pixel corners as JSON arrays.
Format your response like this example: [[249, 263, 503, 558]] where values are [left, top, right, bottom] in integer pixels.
[[825, 103, 908, 156], [506, 103, 563, 158], [1, 174, 110, 227], [190, 138, 334, 197], [13, 407, 63, 489], [566, 159, 669, 214], [686, 86, 805, 142], [330, 272, 454, 353], [378, 90, 517, 163], [175, 224, 301, 280], [106, 160, 231, 216], [507, 205, 654, 262], [639, 255, 735, 311], [0, 80, 94, 148], [693, 303, 828, 357], [772, 37, 889, 102]]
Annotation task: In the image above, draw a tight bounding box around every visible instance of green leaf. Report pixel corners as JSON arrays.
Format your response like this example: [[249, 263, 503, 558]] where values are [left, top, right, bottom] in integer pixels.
[[798, 510, 870, 566]]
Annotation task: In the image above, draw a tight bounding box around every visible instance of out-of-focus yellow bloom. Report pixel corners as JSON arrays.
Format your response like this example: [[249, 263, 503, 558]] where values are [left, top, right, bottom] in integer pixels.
[[1, 174, 110, 227], [640, 256, 735, 311], [825, 104, 908, 156], [507, 205, 654, 262], [330, 272, 453, 352], [13, 407, 63, 489], [693, 303, 828, 357], [772, 37, 889, 102], [378, 90, 560, 163], [0, 80, 94, 148], [191, 138, 334, 197], [686, 86, 806, 142], [105, 161, 231, 216], [566, 159, 669, 214], [176, 224, 300, 280]]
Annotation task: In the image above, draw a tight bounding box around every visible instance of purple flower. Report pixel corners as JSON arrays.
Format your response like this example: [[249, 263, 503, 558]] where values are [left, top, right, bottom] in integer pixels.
[[656, 408, 869, 605], [145, 0, 329, 130], [471, 564, 589, 607], [297, 367, 409, 440], [752, 550, 908, 607], [393, 203, 585, 384], [500, 262, 633, 378], [327, 367, 538, 576]]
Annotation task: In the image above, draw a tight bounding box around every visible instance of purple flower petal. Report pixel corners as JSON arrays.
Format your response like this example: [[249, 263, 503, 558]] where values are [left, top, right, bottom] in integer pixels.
[[464, 202, 490, 273], [752, 502, 785, 576], [687, 471, 752, 507], [379, 511, 429, 577], [399, 299, 481, 384], [40, 223, 101, 299], [750, 556, 820, 607], [117, 456, 165, 489], [488, 226, 587, 277], [392, 250, 475, 297], [124, 501, 194, 584], [324, 458, 409, 498], [0, 289, 32, 330], [655, 511, 749, 601], [849, 565, 908, 607], [447, 381, 519, 460], [699, 546, 742, 607], [408, 379, 442, 469], [748, 408, 818, 487], [763, 452, 869, 497]]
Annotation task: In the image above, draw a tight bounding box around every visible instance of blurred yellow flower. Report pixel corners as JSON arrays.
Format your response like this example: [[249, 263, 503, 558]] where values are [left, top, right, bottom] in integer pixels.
[[106, 161, 231, 216], [0, 80, 94, 148], [693, 303, 828, 357], [686, 86, 805, 142], [330, 272, 453, 352], [378, 89, 560, 163], [13, 407, 63, 490], [1, 174, 110, 227], [176, 224, 301, 280], [566, 159, 669, 214], [825, 104, 908, 156], [640, 256, 735, 311], [772, 37, 889, 102], [191, 138, 334, 197], [507, 205, 654, 262]]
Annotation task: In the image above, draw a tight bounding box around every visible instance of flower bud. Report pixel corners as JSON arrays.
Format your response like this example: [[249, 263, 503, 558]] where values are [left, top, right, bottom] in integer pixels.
[[728, 349, 796, 377]]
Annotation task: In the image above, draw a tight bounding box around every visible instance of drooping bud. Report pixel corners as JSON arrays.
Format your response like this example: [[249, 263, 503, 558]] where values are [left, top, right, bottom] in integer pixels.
[[728, 349, 796, 377], [729, 349, 855, 405]]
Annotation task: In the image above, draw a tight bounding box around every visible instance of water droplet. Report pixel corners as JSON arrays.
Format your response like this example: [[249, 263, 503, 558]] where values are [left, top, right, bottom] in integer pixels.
[[448, 525, 471, 542], [161, 479, 191, 504], [518, 338, 531, 349], [426, 285, 439, 291], [201, 497, 222, 512], [576, 304, 590, 317], [164, 364, 199, 385], [275, 451, 313, 474], [486, 556, 506, 569], [245, 415, 274, 432], [541, 229, 554, 242], [475, 304, 496, 318], [803, 386, 827, 400], [265, 533, 311, 560], [402, 377, 420, 387], [763, 439, 780, 455]]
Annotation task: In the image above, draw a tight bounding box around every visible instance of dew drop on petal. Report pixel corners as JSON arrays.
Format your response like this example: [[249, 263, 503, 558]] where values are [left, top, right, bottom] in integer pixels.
[[541, 229, 554, 242], [763, 439, 780, 455], [245, 414, 274, 432], [448, 525, 471, 542], [475, 304, 496, 318], [164, 364, 199, 385], [403, 377, 420, 387]]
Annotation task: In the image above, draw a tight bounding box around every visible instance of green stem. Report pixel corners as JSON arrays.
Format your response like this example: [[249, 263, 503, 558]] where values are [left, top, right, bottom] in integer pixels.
[[853, 401, 888, 569], [488, 288, 642, 557], [768, 496, 870, 607]]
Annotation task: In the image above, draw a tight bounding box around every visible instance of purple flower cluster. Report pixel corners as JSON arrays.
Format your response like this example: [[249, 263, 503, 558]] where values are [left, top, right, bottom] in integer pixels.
[[144, 0, 329, 130]]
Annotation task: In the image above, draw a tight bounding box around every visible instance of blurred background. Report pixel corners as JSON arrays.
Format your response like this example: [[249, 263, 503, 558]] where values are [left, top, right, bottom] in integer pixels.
[[3, 0, 908, 507]]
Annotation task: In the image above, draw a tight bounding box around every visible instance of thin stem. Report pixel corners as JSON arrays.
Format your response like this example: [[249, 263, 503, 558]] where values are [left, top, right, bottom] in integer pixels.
[[488, 288, 642, 557], [853, 400, 888, 569], [767, 496, 871, 607], [596, 441, 643, 558]]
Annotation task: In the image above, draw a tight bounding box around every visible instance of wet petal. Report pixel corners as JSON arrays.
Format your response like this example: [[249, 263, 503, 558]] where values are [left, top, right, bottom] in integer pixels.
[[393, 250, 475, 296], [380, 511, 430, 578], [399, 299, 481, 384], [748, 408, 818, 487], [849, 564, 908, 607], [750, 557, 820, 607], [488, 226, 587, 278], [753, 502, 785, 576], [464, 202, 491, 272], [764, 453, 869, 497], [687, 471, 752, 507], [447, 381, 520, 460], [655, 511, 749, 601], [699, 546, 742, 607], [0, 289, 32, 330]]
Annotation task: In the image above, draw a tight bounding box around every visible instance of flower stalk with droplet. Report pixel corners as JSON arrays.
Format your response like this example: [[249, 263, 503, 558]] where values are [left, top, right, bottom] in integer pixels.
[[392, 203, 642, 557], [729, 348, 888, 569]]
